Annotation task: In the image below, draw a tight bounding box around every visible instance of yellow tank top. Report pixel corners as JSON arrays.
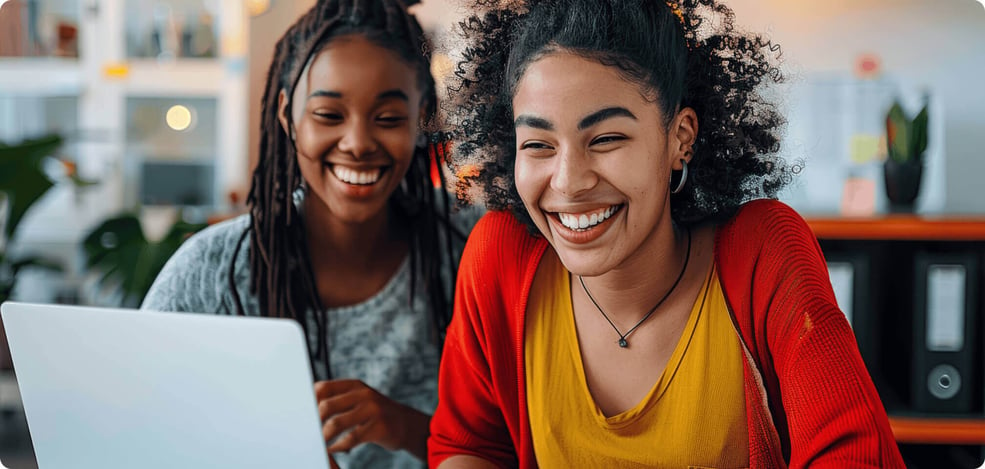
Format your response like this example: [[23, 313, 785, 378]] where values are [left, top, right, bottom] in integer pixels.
[[525, 252, 749, 468]]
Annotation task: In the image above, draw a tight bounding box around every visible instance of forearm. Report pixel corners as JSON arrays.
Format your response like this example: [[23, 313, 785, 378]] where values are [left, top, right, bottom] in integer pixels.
[[402, 407, 431, 462], [437, 455, 501, 469]]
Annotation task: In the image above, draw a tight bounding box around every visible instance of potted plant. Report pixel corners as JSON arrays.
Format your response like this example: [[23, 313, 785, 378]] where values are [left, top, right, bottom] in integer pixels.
[[83, 213, 206, 308], [1, 135, 65, 370], [884, 98, 929, 212]]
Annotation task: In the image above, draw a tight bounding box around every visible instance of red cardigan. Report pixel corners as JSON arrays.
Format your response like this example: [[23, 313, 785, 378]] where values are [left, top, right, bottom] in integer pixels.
[[429, 200, 904, 468]]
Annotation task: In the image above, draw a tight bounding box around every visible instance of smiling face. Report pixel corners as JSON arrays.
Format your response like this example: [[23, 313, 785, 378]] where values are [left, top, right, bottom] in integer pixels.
[[512, 51, 696, 277], [278, 34, 424, 226]]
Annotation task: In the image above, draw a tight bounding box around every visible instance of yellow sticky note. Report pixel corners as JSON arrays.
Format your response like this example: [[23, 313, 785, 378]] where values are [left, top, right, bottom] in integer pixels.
[[850, 134, 881, 164], [103, 63, 129, 79]]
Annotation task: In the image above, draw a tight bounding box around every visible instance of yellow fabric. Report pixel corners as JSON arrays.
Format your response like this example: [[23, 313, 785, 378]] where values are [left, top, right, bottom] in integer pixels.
[[525, 252, 749, 468]]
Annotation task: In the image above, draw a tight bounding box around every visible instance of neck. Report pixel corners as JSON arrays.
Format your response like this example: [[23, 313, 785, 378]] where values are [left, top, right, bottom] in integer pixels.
[[302, 197, 400, 269], [578, 221, 690, 323]]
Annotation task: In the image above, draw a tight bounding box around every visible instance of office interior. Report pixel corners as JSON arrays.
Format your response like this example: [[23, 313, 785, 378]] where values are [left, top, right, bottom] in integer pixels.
[[1, 0, 984, 467]]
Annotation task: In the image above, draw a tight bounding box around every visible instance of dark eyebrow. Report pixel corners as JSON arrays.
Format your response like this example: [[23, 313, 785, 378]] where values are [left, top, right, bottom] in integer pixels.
[[306, 89, 409, 102], [514, 115, 554, 131], [578, 107, 637, 130], [308, 90, 342, 100], [377, 89, 409, 102]]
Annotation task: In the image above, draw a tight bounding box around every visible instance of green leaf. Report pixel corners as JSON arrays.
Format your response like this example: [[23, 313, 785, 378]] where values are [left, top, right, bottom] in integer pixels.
[[83, 213, 206, 306], [0, 135, 62, 238], [911, 104, 929, 158], [0, 283, 12, 304], [886, 102, 910, 163]]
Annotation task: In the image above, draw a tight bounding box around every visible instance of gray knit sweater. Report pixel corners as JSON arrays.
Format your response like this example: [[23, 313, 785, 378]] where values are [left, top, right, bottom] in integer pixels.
[[141, 204, 480, 469]]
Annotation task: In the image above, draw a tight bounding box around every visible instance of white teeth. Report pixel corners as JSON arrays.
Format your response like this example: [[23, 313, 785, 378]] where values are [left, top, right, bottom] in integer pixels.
[[557, 205, 619, 231], [332, 166, 382, 185]]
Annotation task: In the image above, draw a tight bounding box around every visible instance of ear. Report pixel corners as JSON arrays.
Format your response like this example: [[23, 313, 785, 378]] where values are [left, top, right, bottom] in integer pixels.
[[668, 106, 698, 170], [277, 89, 292, 139]]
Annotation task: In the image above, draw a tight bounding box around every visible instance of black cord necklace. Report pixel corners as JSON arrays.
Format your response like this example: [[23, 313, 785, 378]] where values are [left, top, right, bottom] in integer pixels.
[[578, 228, 692, 349]]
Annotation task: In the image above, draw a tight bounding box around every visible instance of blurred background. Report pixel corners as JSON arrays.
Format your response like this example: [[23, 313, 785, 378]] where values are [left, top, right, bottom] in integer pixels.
[[0, 0, 983, 467]]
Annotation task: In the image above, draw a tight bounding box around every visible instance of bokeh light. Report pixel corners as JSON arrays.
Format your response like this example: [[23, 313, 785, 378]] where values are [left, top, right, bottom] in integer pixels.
[[165, 105, 193, 131]]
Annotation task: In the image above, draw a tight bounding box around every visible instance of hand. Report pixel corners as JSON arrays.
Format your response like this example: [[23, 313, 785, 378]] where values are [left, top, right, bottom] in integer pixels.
[[329, 454, 340, 469], [314, 379, 430, 460]]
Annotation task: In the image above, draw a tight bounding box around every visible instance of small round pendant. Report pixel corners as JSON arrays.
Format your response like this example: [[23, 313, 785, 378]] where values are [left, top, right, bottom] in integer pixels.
[[618, 338, 628, 348]]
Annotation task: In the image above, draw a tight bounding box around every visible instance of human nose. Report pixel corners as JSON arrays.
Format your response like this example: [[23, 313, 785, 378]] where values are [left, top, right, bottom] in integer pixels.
[[336, 119, 378, 158], [550, 146, 597, 197]]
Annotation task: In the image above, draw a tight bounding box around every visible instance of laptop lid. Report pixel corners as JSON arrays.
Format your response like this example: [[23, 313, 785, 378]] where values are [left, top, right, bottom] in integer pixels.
[[1, 301, 329, 469]]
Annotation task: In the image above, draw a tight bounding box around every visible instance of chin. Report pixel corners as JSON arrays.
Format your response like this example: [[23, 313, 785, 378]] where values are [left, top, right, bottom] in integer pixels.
[[552, 249, 613, 278]]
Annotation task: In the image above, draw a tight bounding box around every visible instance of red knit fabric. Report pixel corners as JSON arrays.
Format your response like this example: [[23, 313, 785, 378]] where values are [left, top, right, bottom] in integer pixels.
[[429, 200, 905, 468]]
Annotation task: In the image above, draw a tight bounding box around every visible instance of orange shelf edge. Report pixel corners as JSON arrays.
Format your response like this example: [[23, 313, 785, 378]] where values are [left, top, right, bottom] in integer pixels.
[[807, 217, 985, 241], [889, 416, 985, 445]]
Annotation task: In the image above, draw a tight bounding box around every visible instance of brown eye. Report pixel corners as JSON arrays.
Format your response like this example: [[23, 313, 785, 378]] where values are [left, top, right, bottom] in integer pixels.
[[313, 112, 343, 122], [520, 141, 552, 150], [590, 134, 626, 145], [376, 115, 408, 127]]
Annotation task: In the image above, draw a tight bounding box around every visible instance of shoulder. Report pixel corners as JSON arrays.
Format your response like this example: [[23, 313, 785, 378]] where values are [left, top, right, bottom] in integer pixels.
[[720, 198, 811, 239], [140, 215, 251, 312], [178, 214, 251, 257], [714, 198, 834, 325], [463, 210, 545, 270], [456, 210, 549, 310], [714, 199, 830, 312], [716, 199, 818, 258]]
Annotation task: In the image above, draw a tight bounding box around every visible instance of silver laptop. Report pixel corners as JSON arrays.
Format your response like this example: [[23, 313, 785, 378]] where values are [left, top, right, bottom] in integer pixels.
[[1, 301, 330, 469]]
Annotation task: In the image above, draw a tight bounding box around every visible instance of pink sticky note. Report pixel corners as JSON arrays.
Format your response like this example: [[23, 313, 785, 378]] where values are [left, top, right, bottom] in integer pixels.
[[841, 177, 877, 217]]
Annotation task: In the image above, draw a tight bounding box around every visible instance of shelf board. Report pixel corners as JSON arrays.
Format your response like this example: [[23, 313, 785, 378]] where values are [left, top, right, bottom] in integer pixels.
[[122, 60, 229, 96], [806, 216, 985, 241], [889, 416, 985, 445], [0, 58, 83, 95]]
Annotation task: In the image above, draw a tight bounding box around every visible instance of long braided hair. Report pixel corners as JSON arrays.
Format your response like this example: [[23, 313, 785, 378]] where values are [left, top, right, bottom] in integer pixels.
[[228, 0, 458, 380]]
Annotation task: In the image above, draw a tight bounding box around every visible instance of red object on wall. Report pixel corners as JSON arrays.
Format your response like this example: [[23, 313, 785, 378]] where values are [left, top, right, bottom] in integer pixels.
[[429, 141, 450, 188]]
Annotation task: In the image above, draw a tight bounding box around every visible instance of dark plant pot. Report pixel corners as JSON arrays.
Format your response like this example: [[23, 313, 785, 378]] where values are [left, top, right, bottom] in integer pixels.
[[883, 159, 923, 212]]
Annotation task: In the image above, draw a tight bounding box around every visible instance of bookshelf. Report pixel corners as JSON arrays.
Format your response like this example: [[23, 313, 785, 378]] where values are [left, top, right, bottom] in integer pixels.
[[807, 215, 985, 448]]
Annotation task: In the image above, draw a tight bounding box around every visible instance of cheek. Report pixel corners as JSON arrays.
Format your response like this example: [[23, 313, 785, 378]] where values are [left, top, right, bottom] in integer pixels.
[[514, 157, 553, 223], [619, 152, 665, 196], [293, 120, 334, 159], [296, 156, 325, 185], [513, 158, 538, 203], [380, 129, 417, 164]]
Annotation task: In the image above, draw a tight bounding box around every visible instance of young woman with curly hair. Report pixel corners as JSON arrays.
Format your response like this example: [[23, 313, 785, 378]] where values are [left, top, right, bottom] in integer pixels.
[[141, 1, 480, 467], [428, 0, 904, 467]]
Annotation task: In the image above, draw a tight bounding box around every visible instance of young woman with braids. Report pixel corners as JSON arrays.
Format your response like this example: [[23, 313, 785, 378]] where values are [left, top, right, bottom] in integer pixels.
[[429, 0, 904, 467], [141, 1, 479, 467]]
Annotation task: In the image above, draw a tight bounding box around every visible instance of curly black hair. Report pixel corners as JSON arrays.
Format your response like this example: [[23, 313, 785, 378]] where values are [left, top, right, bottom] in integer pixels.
[[229, 0, 459, 380], [442, 0, 796, 228]]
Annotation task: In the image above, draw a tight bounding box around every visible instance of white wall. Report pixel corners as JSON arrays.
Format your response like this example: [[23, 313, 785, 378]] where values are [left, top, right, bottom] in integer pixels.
[[727, 0, 985, 214], [246, 0, 315, 179]]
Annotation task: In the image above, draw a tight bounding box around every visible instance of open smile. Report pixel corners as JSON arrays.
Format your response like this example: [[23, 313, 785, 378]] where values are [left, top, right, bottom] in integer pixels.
[[547, 204, 624, 243], [326, 163, 390, 186]]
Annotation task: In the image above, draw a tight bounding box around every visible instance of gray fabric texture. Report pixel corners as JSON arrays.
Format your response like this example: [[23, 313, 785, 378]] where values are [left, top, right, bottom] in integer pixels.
[[141, 201, 480, 469]]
